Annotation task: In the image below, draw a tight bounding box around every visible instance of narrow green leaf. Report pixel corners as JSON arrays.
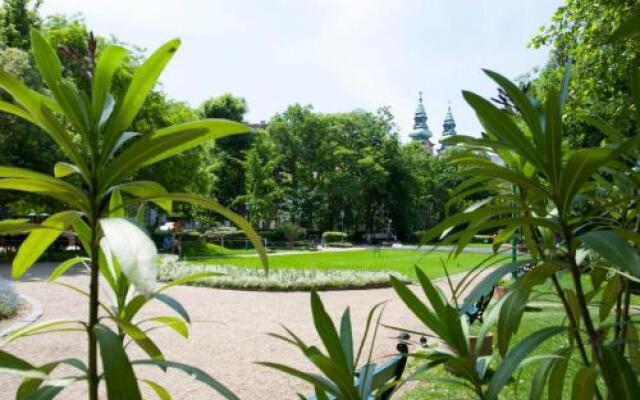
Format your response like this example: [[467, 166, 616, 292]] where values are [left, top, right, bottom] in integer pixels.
[[109, 189, 125, 218], [13, 212, 80, 278], [462, 90, 544, 170], [601, 345, 640, 400], [487, 326, 565, 400], [133, 359, 240, 400], [571, 367, 597, 400], [483, 69, 544, 149], [559, 149, 614, 214], [544, 88, 563, 188], [95, 324, 142, 400], [116, 181, 171, 213], [143, 379, 172, 400], [92, 45, 128, 125], [389, 275, 447, 345], [125, 193, 268, 272], [460, 259, 535, 314], [102, 39, 181, 158], [114, 319, 164, 361], [530, 347, 571, 400], [147, 316, 189, 338], [627, 323, 640, 372], [154, 293, 190, 324], [581, 230, 640, 278], [600, 274, 621, 321], [103, 119, 250, 189], [548, 347, 572, 400], [339, 308, 354, 372], [310, 291, 350, 372], [53, 162, 80, 178], [0, 349, 47, 379]]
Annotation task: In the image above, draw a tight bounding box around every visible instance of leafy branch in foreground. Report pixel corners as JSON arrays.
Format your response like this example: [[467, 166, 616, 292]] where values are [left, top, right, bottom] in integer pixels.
[[260, 291, 388, 399], [409, 22, 640, 398], [0, 29, 267, 399]]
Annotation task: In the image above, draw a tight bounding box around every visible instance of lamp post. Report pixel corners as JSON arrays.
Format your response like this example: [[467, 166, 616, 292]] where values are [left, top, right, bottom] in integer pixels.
[[340, 210, 345, 242]]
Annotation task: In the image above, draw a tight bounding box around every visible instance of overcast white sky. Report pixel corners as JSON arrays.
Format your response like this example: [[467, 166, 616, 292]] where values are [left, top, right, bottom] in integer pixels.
[[41, 0, 561, 142]]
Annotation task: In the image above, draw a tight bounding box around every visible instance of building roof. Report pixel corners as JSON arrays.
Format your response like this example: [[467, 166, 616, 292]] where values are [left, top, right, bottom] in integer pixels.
[[409, 91, 433, 143]]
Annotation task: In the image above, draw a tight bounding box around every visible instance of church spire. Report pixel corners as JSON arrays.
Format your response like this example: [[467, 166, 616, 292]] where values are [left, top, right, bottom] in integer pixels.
[[409, 91, 433, 151], [441, 100, 457, 149]]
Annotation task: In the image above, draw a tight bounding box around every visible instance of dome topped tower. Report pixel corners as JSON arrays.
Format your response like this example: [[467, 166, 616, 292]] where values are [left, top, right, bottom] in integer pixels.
[[409, 91, 433, 152], [440, 101, 457, 149]]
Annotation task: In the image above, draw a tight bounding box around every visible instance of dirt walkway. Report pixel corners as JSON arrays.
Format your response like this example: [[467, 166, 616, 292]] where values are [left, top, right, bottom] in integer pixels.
[[0, 263, 493, 399]]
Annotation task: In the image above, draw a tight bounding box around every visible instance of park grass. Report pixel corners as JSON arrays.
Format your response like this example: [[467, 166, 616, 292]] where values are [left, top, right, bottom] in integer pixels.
[[194, 249, 507, 279], [398, 307, 574, 400], [180, 242, 269, 257]]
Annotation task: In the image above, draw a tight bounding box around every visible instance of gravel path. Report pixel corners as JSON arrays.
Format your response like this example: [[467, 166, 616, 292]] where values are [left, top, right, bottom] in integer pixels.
[[0, 263, 493, 399]]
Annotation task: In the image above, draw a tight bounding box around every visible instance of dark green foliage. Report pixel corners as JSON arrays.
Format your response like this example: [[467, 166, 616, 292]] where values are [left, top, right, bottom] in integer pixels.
[[530, 0, 639, 148]]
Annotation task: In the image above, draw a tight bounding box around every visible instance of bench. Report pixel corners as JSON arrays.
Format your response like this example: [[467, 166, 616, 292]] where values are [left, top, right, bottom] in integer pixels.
[[464, 286, 495, 325], [307, 342, 408, 400]]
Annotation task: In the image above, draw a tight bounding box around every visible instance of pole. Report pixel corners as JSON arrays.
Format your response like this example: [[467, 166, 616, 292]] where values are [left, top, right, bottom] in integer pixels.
[[511, 184, 518, 278]]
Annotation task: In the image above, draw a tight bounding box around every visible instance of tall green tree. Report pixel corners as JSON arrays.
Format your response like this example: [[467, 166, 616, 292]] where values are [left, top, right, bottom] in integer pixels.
[[530, 0, 639, 147], [0, 0, 41, 50], [200, 93, 253, 209]]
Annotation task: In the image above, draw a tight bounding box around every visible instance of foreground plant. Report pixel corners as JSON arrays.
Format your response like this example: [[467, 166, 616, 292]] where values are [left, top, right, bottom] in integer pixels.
[[411, 57, 640, 400], [260, 291, 387, 399], [0, 30, 267, 399]]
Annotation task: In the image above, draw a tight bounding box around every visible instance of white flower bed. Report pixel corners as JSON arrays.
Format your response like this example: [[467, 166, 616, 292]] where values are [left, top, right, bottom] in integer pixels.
[[158, 255, 408, 291]]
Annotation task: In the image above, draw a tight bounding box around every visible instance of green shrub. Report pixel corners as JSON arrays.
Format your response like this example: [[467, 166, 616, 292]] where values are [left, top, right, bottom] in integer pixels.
[[325, 241, 353, 248], [255, 230, 283, 241], [0, 278, 19, 319], [322, 231, 346, 243], [178, 229, 202, 242], [276, 222, 306, 248]]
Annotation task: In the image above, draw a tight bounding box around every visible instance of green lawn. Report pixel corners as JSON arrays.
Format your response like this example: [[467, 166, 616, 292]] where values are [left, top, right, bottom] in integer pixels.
[[193, 249, 507, 279], [398, 307, 575, 399]]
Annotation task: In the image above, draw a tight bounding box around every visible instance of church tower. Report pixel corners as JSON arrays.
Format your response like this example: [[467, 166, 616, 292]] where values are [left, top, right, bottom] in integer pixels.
[[409, 91, 434, 152], [440, 101, 457, 150]]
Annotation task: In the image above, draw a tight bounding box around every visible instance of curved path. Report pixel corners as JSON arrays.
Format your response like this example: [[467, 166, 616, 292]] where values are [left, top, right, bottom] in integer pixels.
[[0, 263, 492, 399]]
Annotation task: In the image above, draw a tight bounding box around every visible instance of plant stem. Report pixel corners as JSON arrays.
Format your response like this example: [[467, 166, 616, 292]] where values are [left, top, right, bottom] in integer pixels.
[[88, 212, 100, 400], [561, 222, 612, 394], [87, 153, 101, 400]]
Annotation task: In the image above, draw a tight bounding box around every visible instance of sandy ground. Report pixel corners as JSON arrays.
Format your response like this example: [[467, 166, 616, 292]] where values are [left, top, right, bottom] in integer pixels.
[[0, 263, 489, 399]]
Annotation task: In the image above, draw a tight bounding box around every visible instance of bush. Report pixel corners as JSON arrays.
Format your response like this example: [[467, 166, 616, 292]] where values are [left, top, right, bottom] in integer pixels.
[[322, 231, 346, 244], [0, 278, 19, 319], [276, 222, 306, 248], [256, 230, 282, 242], [157, 256, 410, 291], [178, 230, 202, 243], [325, 241, 353, 248]]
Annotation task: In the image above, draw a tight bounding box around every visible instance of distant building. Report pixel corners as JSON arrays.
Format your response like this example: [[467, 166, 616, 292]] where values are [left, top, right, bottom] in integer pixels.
[[440, 101, 457, 150], [408, 91, 434, 153], [249, 120, 268, 130]]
